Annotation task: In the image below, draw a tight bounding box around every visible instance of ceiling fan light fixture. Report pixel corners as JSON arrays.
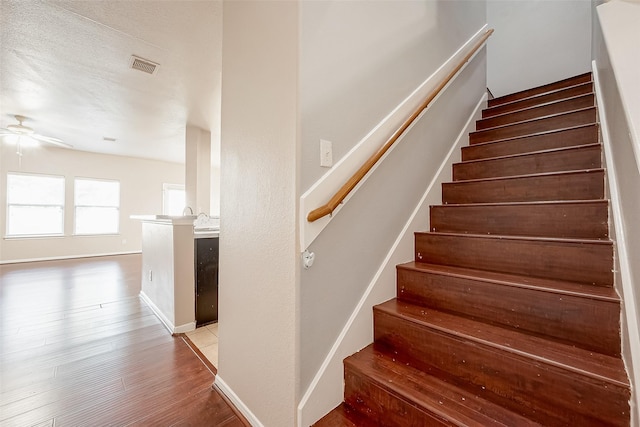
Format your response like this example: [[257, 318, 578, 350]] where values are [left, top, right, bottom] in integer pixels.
[[1, 115, 72, 150], [6, 123, 34, 135]]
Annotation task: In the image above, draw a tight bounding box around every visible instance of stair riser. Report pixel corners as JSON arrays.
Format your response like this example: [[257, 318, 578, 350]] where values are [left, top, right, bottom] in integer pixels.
[[344, 368, 450, 427], [414, 233, 613, 286], [488, 73, 592, 107], [442, 170, 604, 204], [470, 108, 596, 144], [453, 144, 601, 181], [483, 83, 594, 118], [397, 267, 620, 355], [430, 202, 608, 239], [462, 125, 598, 161], [373, 309, 629, 426], [477, 94, 595, 130]]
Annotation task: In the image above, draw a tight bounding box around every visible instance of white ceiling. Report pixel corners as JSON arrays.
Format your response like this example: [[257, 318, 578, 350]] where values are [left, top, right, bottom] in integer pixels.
[[0, 0, 222, 164]]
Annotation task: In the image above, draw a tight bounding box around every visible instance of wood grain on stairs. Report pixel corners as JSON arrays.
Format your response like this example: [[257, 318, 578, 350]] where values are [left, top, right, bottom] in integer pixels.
[[469, 107, 596, 144], [453, 143, 601, 180], [342, 345, 543, 427], [373, 300, 629, 426], [396, 262, 621, 356], [462, 124, 598, 161], [482, 82, 593, 118], [487, 72, 592, 108], [414, 232, 613, 286], [476, 93, 595, 130], [430, 200, 608, 239], [442, 169, 605, 204]]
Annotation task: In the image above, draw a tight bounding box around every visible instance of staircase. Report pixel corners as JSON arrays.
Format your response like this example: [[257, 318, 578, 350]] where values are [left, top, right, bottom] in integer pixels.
[[314, 73, 631, 426]]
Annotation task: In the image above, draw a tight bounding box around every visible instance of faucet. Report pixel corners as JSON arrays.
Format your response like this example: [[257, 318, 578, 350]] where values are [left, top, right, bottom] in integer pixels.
[[182, 206, 193, 216]]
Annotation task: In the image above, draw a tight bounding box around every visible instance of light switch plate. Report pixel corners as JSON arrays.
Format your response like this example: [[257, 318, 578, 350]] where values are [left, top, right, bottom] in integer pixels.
[[320, 139, 333, 168]]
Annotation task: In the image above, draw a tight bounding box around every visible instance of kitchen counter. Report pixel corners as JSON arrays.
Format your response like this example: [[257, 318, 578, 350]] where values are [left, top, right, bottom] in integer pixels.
[[130, 214, 197, 225], [194, 229, 219, 239]]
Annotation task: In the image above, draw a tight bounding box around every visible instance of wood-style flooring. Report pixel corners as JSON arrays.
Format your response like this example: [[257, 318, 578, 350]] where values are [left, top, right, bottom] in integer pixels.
[[0, 254, 246, 427]]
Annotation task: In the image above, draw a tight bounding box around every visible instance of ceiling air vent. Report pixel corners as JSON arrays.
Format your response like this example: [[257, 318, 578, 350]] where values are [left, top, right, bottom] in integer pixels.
[[129, 55, 159, 75]]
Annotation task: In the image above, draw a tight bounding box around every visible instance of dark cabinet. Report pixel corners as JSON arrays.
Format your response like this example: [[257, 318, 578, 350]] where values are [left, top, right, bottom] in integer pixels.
[[195, 237, 219, 326]]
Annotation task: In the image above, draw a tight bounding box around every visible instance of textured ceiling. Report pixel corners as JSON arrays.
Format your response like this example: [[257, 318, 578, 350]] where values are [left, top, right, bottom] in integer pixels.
[[0, 0, 222, 164]]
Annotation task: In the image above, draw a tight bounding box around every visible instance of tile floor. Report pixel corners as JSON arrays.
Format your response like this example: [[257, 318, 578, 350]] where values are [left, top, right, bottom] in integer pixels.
[[186, 322, 219, 368]]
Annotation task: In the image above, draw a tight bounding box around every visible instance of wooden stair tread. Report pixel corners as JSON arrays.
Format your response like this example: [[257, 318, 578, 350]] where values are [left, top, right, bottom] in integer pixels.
[[442, 169, 605, 205], [481, 93, 594, 123], [397, 260, 621, 356], [312, 403, 373, 427], [419, 230, 612, 247], [467, 123, 596, 149], [470, 109, 596, 145], [375, 299, 628, 387], [482, 82, 594, 118], [457, 142, 601, 165], [462, 124, 598, 161], [477, 94, 595, 130], [397, 261, 619, 302], [346, 344, 542, 427], [415, 231, 613, 286], [430, 199, 609, 239], [472, 106, 595, 134], [449, 168, 603, 184], [488, 73, 592, 107], [453, 143, 601, 181], [439, 199, 606, 207]]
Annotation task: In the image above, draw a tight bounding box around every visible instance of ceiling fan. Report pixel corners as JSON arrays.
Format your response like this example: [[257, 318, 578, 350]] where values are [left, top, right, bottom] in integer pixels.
[[0, 115, 72, 156]]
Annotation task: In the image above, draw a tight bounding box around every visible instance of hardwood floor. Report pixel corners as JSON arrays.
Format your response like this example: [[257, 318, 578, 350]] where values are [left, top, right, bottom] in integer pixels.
[[0, 254, 246, 427]]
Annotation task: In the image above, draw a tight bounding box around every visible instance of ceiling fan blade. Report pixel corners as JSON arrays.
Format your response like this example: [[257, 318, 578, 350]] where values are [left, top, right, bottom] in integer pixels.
[[0, 127, 15, 135], [31, 134, 73, 148]]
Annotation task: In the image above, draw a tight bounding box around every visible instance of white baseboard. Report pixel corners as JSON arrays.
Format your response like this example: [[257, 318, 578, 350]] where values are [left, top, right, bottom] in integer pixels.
[[297, 92, 487, 427], [0, 250, 142, 265], [174, 322, 196, 334], [139, 291, 195, 334], [214, 375, 264, 427], [139, 291, 175, 334]]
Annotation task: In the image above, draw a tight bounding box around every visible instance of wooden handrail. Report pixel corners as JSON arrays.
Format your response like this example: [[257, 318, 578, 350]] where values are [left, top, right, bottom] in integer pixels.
[[307, 29, 494, 223]]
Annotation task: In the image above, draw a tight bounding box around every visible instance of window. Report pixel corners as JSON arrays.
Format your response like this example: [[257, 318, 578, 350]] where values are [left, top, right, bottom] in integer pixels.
[[74, 178, 120, 235], [6, 173, 65, 237], [162, 183, 185, 216]]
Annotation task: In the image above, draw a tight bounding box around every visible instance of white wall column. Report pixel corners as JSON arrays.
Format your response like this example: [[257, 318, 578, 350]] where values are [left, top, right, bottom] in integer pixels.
[[185, 125, 211, 215], [216, 1, 300, 426]]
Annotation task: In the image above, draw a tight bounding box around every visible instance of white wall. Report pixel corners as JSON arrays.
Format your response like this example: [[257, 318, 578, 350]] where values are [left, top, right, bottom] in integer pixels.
[[593, 0, 640, 422], [300, 0, 486, 191], [210, 164, 221, 217], [487, 0, 592, 97], [217, 1, 299, 426], [0, 143, 183, 263], [299, 0, 486, 396]]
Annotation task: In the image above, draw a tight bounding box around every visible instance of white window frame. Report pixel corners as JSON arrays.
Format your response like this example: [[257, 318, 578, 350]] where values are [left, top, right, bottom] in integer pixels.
[[73, 177, 120, 236], [5, 172, 65, 238], [162, 183, 186, 216]]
